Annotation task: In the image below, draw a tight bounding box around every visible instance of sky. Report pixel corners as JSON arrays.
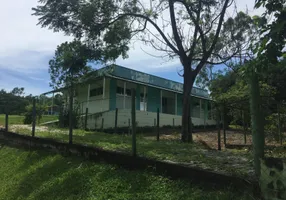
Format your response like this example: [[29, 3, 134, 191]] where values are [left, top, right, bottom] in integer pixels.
[[0, 0, 264, 96]]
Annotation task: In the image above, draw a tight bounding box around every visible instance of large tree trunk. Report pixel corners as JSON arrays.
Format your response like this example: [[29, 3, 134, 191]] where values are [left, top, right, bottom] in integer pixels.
[[249, 70, 265, 176], [181, 72, 195, 142]]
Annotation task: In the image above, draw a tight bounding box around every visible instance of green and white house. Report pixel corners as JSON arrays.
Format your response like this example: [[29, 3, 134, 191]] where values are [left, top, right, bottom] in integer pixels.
[[71, 64, 216, 129]]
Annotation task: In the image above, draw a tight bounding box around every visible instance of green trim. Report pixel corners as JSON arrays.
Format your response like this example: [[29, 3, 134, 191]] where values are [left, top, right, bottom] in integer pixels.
[[147, 87, 161, 112]]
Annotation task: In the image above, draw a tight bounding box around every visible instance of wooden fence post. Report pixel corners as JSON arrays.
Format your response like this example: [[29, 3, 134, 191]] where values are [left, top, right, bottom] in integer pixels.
[[5, 112, 8, 132], [84, 108, 88, 130], [131, 89, 136, 156], [223, 105, 226, 146], [217, 112, 221, 151], [32, 98, 36, 137], [128, 118, 131, 135], [157, 108, 160, 141], [114, 108, 118, 134], [173, 118, 175, 129], [101, 118, 104, 132], [278, 102, 282, 145], [243, 110, 247, 144], [69, 89, 73, 144]]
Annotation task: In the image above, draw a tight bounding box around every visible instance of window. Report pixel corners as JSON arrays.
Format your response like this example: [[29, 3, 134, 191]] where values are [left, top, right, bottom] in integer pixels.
[[116, 87, 132, 96], [126, 89, 131, 96], [116, 87, 124, 95], [90, 87, 103, 97]]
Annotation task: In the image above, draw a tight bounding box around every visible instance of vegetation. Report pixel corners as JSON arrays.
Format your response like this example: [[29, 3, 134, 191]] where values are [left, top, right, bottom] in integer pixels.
[[0, 88, 33, 115], [11, 126, 253, 178], [0, 115, 57, 126], [23, 103, 47, 125], [32, 0, 255, 142], [0, 145, 253, 200]]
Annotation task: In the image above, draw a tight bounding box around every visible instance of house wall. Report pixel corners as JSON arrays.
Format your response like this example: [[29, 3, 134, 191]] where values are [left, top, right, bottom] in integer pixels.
[[87, 109, 216, 129], [75, 77, 215, 128], [76, 78, 110, 114]]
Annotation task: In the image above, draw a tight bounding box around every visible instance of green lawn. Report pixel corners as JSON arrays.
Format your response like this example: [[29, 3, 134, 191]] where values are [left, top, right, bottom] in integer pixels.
[[12, 126, 254, 178], [0, 145, 252, 200], [0, 115, 58, 126]]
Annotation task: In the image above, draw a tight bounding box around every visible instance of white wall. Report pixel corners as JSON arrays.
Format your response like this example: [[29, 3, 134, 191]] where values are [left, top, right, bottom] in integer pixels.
[[76, 78, 110, 114], [87, 109, 216, 129]]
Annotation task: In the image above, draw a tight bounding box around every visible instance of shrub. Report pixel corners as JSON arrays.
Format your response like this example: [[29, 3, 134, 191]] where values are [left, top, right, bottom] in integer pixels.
[[23, 104, 47, 124], [58, 101, 81, 128]]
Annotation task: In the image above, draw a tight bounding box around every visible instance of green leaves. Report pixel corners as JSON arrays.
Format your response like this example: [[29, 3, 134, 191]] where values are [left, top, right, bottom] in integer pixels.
[[48, 40, 94, 89], [254, 0, 286, 63]]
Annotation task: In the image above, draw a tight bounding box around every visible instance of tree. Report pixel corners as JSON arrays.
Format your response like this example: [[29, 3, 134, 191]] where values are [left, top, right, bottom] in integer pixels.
[[49, 40, 97, 90], [255, 0, 286, 63], [49, 40, 96, 143], [11, 87, 25, 96], [0, 88, 31, 115], [33, 0, 254, 142]]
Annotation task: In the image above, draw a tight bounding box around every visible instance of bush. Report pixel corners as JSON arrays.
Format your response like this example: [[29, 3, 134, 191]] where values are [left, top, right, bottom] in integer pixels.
[[23, 104, 47, 124], [58, 101, 81, 128], [265, 113, 286, 142]]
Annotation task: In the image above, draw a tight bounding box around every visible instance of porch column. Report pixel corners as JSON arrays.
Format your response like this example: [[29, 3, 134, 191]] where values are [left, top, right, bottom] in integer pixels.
[[102, 78, 106, 112], [123, 82, 126, 109], [87, 84, 90, 108], [160, 90, 163, 113], [175, 93, 177, 115], [204, 100, 208, 127], [103, 77, 106, 98], [51, 92, 54, 115], [143, 86, 146, 111], [200, 99, 202, 119]]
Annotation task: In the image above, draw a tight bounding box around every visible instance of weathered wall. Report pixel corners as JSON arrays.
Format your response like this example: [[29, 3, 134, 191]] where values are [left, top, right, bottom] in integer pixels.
[[260, 158, 286, 200], [87, 109, 216, 129]]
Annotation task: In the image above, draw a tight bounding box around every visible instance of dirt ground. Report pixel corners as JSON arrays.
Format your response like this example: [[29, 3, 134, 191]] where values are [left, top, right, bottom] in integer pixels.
[[146, 129, 284, 150]]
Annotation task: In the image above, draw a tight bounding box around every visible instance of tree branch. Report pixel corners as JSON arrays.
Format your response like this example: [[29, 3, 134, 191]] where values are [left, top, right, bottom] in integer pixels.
[[169, 0, 186, 58], [195, 0, 231, 75]]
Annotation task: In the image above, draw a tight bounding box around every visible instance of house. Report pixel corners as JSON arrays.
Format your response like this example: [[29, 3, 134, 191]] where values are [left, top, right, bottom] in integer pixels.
[[72, 64, 216, 129]]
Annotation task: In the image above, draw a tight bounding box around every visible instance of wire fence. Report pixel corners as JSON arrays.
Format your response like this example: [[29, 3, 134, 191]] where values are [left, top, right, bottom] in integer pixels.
[[1, 93, 286, 199]]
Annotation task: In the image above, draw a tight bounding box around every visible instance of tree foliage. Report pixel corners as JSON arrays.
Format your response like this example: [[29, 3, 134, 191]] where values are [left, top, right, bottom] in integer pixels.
[[255, 0, 286, 62], [0, 88, 32, 115], [49, 40, 97, 90], [33, 0, 255, 142]]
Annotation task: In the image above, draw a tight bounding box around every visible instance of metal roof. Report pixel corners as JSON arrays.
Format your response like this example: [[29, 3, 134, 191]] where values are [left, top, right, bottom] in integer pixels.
[[42, 64, 210, 99], [104, 64, 210, 99]]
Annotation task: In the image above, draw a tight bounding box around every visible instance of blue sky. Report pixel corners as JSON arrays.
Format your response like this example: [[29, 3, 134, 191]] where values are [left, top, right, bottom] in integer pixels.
[[0, 0, 263, 96]]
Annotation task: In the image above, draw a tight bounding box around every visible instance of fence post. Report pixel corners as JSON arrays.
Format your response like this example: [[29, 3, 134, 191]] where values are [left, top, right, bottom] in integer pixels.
[[157, 108, 160, 141], [101, 118, 104, 132], [243, 110, 247, 144], [32, 98, 36, 137], [84, 108, 88, 130], [5, 112, 8, 132], [69, 89, 73, 144], [277, 102, 282, 145], [173, 118, 175, 129], [223, 105, 226, 146], [128, 119, 131, 135], [131, 89, 136, 156], [217, 112, 221, 151], [114, 108, 118, 134]]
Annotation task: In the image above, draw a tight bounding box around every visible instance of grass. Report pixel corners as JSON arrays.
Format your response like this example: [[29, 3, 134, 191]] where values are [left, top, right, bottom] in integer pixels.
[[0, 145, 253, 200], [0, 115, 58, 126], [12, 126, 254, 178]]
